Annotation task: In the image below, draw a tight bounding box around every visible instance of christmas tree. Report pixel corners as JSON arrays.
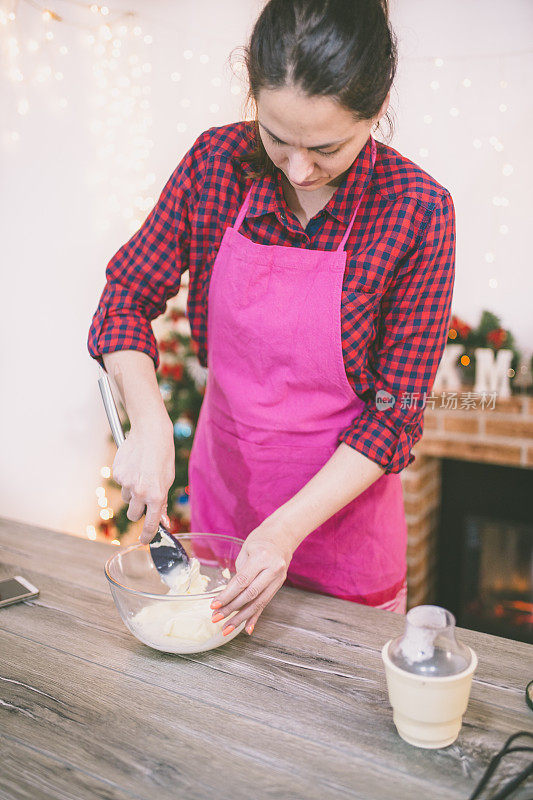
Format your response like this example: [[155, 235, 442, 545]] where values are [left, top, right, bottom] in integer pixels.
[[96, 305, 207, 542]]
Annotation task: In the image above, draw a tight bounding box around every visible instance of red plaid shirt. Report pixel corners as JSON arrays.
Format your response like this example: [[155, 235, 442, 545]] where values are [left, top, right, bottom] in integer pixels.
[[88, 121, 456, 474]]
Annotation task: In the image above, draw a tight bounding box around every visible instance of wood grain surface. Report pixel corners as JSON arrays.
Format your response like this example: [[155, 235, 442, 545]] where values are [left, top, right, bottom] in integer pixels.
[[0, 516, 532, 800]]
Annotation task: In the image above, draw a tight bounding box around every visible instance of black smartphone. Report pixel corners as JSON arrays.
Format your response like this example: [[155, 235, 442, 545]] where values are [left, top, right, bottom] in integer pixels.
[[0, 575, 39, 608]]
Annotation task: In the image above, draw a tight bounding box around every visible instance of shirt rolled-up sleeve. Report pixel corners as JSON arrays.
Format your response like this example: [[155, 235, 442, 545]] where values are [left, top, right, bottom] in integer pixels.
[[338, 190, 456, 473], [87, 129, 211, 371]]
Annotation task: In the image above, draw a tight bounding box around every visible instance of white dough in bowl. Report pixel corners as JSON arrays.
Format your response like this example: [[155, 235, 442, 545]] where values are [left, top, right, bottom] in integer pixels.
[[129, 559, 243, 653]]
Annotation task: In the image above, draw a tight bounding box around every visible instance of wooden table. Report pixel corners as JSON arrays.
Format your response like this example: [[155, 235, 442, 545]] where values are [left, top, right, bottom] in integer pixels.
[[1, 517, 532, 800]]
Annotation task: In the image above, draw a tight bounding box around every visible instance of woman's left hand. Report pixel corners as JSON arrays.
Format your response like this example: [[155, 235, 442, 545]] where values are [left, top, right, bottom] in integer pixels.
[[210, 519, 294, 637]]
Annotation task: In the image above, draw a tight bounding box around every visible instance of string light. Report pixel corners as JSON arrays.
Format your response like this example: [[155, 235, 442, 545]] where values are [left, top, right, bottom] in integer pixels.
[[408, 47, 529, 286], [83, 8, 155, 234]]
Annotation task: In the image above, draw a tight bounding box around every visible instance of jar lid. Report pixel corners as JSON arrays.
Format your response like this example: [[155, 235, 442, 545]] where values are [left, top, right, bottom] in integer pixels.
[[388, 604, 472, 677]]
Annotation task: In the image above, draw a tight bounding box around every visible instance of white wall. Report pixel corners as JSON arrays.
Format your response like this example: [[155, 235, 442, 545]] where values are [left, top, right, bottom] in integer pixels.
[[1, 0, 531, 537]]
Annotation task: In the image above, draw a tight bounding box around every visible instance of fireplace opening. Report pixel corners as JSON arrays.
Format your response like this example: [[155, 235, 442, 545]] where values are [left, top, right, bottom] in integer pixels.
[[436, 458, 533, 644]]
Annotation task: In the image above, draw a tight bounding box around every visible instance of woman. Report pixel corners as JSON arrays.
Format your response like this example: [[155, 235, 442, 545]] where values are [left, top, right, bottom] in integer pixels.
[[88, 0, 455, 635]]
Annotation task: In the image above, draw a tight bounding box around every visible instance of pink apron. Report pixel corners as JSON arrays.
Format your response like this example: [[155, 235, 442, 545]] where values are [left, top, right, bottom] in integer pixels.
[[188, 136, 407, 608]]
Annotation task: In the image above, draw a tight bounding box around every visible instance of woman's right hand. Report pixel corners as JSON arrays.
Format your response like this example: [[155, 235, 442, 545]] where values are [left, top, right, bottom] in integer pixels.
[[111, 417, 175, 544]]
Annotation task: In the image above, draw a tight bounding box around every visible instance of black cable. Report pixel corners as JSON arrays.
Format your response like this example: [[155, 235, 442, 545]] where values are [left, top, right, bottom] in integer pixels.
[[489, 760, 533, 800], [467, 731, 533, 800]]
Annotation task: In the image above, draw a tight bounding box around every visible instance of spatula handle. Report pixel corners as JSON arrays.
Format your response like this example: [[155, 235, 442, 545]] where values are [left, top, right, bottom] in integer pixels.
[[97, 366, 126, 448]]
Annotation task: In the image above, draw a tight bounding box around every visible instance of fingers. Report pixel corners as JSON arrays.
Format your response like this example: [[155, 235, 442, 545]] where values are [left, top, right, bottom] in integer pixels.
[[244, 610, 261, 636], [139, 497, 167, 544], [210, 570, 276, 626], [214, 584, 274, 635], [121, 486, 166, 544], [212, 566, 264, 610], [126, 494, 145, 523]]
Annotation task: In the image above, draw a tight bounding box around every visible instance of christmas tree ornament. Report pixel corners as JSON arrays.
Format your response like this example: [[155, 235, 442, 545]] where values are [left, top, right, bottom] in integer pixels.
[[159, 381, 172, 402], [174, 417, 193, 439]]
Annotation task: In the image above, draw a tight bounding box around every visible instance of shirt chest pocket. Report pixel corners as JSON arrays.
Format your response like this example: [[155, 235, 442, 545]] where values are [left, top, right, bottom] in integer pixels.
[[346, 248, 392, 295]]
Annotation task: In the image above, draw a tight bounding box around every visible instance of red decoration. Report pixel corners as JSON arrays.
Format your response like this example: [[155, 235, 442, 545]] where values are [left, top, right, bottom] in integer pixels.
[[487, 328, 507, 349], [167, 514, 186, 534], [450, 314, 472, 340], [98, 520, 113, 538], [160, 362, 176, 378], [159, 339, 182, 357]]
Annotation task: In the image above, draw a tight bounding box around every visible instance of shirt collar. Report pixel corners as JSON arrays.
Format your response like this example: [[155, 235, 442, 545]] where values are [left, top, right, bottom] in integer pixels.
[[243, 133, 376, 230]]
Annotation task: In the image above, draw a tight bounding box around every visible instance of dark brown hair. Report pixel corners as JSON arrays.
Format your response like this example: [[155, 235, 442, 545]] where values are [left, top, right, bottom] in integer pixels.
[[232, 0, 398, 181]]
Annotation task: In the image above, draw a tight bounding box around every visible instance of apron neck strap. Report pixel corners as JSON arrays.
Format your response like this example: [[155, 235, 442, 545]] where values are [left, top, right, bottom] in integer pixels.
[[234, 186, 253, 231]]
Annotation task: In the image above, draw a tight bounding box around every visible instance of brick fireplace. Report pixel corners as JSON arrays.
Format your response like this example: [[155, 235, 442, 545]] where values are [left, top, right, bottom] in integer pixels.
[[401, 394, 533, 612]]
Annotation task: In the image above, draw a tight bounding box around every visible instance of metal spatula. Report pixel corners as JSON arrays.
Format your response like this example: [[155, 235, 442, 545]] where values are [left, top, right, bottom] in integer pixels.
[[97, 365, 191, 590]]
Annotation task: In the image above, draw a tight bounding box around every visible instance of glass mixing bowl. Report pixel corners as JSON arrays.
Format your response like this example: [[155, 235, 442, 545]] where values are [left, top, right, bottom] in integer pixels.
[[104, 532, 248, 654]]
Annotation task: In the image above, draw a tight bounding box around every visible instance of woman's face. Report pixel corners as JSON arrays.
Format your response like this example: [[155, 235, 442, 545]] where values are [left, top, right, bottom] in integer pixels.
[[256, 85, 389, 192]]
